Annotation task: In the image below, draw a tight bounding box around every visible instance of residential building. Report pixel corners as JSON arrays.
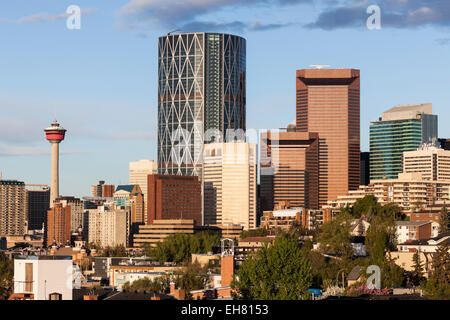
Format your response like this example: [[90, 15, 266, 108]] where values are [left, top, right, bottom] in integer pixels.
[[396, 234, 450, 253], [25, 185, 50, 231], [86, 206, 130, 248], [13, 255, 73, 300], [260, 130, 319, 210], [203, 142, 257, 229], [54, 196, 84, 233], [260, 205, 333, 231], [109, 264, 179, 289], [403, 144, 450, 181], [296, 68, 360, 205], [158, 32, 246, 178], [147, 174, 202, 226], [129, 160, 158, 226], [0, 180, 27, 236], [324, 173, 450, 215], [45, 203, 71, 247], [370, 103, 438, 180], [396, 221, 432, 244]]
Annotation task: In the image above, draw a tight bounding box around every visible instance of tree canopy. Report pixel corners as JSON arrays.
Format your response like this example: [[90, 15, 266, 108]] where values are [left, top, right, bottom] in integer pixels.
[[0, 252, 13, 300], [233, 234, 312, 300], [148, 232, 220, 264]]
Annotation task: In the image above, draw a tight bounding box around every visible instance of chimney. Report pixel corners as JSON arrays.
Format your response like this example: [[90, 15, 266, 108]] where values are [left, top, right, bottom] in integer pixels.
[[221, 255, 234, 287]]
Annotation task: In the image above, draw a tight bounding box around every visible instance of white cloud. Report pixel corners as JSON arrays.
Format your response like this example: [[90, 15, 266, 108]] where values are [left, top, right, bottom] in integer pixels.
[[17, 8, 97, 24]]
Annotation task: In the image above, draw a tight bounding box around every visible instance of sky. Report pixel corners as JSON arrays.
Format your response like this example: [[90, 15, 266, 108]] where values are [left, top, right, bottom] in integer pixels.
[[0, 0, 449, 197]]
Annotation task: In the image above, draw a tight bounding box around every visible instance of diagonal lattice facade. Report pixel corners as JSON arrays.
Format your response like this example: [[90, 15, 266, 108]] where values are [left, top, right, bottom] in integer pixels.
[[158, 33, 246, 178]]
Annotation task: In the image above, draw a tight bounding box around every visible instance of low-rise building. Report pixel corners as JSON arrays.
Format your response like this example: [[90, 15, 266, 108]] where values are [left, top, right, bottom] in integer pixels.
[[133, 219, 196, 248], [13, 255, 73, 300], [396, 221, 432, 244]]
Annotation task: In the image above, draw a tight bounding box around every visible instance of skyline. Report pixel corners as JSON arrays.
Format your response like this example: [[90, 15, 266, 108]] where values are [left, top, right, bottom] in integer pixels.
[[1, 1, 450, 197]]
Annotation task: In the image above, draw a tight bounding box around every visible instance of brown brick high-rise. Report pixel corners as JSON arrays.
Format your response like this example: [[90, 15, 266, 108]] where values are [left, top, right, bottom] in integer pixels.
[[45, 203, 71, 247], [147, 174, 202, 226], [260, 131, 319, 210], [296, 69, 360, 206]]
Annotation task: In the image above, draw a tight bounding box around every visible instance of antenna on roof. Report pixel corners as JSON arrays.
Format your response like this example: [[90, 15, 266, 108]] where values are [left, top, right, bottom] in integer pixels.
[[167, 29, 181, 35], [309, 65, 330, 69]]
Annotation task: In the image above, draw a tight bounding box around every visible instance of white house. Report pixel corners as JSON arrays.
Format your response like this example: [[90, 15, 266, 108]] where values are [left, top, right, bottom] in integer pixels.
[[13, 255, 73, 300]]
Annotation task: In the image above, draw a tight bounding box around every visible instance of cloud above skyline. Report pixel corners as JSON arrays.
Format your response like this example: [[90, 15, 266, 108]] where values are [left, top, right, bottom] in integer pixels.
[[118, 0, 308, 32], [16, 8, 97, 24], [306, 0, 450, 30]]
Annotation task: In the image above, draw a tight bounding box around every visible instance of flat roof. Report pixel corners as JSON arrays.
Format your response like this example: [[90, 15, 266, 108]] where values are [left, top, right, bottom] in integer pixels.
[[14, 255, 72, 260]]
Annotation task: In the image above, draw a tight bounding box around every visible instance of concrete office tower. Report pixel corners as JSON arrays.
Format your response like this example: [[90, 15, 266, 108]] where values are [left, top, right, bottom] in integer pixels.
[[370, 103, 438, 180], [26, 185, 50, 230], [86, 206, 129, 248], [260, 130, 319, 211], [129, 160, 158, 225], [296, 69, 360, 206], [147, 174, 202, 226], [54, 196, 84, 233], [0, 180, 27, 236], [44, 120, 67, 206], [158, 33, 246, 178], [403, 144, 450, 181], [45, 203, 71, 247], [203, 142, 257, 230]]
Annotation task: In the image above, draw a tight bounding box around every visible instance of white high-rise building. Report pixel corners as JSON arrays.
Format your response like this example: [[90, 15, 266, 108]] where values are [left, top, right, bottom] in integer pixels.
[[403, 145, 450, 181], [86, 206, 129, 248], [203, 142, 257, 230], [129, 160, 158, 224]]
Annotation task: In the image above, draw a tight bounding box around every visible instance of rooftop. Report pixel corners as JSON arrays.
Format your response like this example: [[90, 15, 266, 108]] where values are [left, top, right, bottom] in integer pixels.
[[14, 255, 72, 260], [381, 103, 433, 121], [396, 221, 431, 227]]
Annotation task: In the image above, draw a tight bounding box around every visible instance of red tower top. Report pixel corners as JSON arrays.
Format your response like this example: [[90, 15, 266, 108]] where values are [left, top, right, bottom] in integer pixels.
[[44, 120, 67, 143]]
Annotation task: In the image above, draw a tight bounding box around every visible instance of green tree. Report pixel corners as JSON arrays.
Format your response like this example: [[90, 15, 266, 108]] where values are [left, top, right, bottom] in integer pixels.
[[411, 251, 424, 285], [232, 234, 312, 300], [240, 227, 268, 239], [438, 204, 449, 235], [101, 244, 127, 257], [422, 240, 450, 299], [0, 252, 13, 300], [365, 214, 396, 263], [174, 261, 209, 299], [149, 232, 220, 264], [317, 211, 354, 260], [431, 240, 450, 284], [351, 195, 379, 218], [380, 253, 405, 288]]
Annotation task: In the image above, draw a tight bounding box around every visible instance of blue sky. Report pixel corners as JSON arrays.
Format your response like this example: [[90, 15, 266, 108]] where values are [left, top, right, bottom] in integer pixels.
[[0, 0, 449, 197]]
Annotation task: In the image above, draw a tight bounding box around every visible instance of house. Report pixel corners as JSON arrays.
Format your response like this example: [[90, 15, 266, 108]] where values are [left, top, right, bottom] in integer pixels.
[[347, 266, 364, 287], [396, 221, 432, 244]]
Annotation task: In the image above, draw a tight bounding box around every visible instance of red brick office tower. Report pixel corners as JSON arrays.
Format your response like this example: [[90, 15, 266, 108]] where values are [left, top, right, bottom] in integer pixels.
[[45, 203, 71, 247], [296, 69, 360, 207], [147, 174, 202, 226]]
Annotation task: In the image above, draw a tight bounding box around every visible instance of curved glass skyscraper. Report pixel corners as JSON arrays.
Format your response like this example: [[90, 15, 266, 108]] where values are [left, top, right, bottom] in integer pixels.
[[158, 32, 246, 177]]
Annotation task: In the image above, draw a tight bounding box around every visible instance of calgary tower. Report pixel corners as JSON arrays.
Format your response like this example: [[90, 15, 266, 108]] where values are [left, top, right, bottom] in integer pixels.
[[44, 119, 67, 206]]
